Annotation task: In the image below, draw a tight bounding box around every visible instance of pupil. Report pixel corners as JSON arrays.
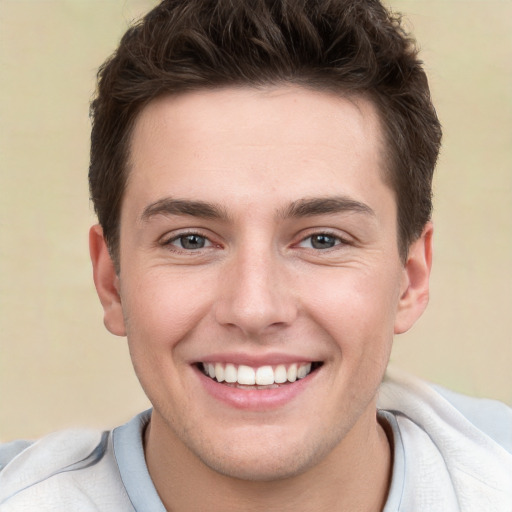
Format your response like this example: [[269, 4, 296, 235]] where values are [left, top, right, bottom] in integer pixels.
[[181, 234, 205, 249], [311, 234, 335, 249]]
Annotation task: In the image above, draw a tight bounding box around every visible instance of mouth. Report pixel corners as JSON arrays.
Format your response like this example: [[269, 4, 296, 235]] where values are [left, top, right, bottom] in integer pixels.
[[197, 361, 323, 389]]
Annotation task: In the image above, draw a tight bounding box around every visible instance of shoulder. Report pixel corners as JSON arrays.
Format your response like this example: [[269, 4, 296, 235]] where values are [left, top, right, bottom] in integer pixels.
[[0, 440, 33, 472], [379, 366, 512, 452], [379, 367, 512, 511], [432, 383, 512, 452], [0, 428, 131, 511]]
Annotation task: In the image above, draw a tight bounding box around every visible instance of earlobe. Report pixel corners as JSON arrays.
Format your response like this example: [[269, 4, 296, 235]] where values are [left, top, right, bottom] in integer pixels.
[[394, 222, 433, 334], [89, 225, 126, 336]]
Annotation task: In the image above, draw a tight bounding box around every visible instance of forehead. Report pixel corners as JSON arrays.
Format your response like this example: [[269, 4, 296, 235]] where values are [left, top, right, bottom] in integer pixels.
[[125, 86, 391, 213]]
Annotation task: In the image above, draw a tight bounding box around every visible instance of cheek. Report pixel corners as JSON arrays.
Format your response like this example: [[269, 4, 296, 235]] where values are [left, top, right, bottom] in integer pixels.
[[121, 267, 215, 352], [120, 269, 217, 412], [303, 264, 402, 353]]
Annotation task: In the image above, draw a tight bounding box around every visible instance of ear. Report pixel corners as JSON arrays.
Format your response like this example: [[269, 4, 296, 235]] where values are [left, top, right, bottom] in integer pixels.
[[89, 224, 126, 336], [394, 222, 433, 334]]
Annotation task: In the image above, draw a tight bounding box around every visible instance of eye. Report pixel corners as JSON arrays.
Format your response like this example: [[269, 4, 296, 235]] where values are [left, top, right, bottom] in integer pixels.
[[167, 233, 212, 250], [298, 233, 344, 250]]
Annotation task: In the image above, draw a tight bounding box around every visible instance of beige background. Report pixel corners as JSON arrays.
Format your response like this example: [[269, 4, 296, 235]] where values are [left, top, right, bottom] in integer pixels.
[[0, 0, 511, 441]]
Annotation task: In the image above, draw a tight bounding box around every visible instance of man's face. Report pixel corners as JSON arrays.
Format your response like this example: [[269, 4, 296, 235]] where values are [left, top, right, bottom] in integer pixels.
[[92, 86, 430, 480]]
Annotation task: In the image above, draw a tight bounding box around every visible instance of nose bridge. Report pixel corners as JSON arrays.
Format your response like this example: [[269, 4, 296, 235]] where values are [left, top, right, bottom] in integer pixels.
[[215, 238, 296, 336]]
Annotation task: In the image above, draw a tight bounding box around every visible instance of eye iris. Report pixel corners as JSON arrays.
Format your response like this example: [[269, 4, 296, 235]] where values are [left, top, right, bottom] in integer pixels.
[[311, 234, 336, 249], [180, 234, 205, 249]]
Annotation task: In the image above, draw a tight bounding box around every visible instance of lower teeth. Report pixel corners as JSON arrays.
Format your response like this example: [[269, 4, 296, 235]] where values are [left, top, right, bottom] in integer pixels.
[[224, 382, 281, 390]]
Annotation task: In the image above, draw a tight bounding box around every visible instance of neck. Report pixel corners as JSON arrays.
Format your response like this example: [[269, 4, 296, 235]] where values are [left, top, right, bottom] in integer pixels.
[[144, 408, 391, 512]]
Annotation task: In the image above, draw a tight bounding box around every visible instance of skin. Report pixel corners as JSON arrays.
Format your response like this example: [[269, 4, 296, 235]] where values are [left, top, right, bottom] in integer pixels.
[[90, 86, 432, 511]]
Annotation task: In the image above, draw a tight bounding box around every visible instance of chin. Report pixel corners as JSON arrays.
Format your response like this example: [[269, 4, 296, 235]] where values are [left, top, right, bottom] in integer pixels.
[[200, 450, 314, 482], [190, 427, 338, 482]]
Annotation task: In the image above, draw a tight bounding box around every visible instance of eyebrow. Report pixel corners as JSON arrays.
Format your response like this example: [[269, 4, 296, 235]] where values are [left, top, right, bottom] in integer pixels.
[[140, 198, 230, 222], [140, 195, 375, 223], [279, 196, 375, 219]]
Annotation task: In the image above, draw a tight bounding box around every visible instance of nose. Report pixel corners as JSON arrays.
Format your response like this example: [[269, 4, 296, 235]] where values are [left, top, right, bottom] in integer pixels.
[[214, 246, 298, 338]]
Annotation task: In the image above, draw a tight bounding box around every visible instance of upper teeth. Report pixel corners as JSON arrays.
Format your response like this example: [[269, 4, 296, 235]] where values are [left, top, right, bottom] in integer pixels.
[[202, 362, 313, 386]]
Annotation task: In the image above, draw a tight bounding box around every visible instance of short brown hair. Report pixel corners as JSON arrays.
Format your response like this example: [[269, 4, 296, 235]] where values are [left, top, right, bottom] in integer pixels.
[[89, 0, 442, 266]]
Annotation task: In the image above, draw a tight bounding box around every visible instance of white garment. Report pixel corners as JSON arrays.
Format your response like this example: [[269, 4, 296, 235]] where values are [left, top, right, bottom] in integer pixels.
[[1, 369, 511, 511], [379, 367, 512, 511]]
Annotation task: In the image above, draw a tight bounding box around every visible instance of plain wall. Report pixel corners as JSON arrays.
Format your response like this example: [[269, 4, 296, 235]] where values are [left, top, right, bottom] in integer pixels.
[[0, 0, 511, 441]]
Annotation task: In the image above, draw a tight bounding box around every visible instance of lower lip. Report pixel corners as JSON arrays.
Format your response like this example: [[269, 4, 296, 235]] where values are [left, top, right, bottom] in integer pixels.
[[194, 366, 317, 411]]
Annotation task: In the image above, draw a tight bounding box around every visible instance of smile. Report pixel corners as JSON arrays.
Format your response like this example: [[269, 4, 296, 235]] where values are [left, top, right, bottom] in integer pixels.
[[200, 362, 322, 387]]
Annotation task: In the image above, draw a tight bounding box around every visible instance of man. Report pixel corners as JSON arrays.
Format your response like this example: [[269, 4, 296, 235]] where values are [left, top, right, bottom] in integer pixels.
[[1, 1, 511, 510]]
